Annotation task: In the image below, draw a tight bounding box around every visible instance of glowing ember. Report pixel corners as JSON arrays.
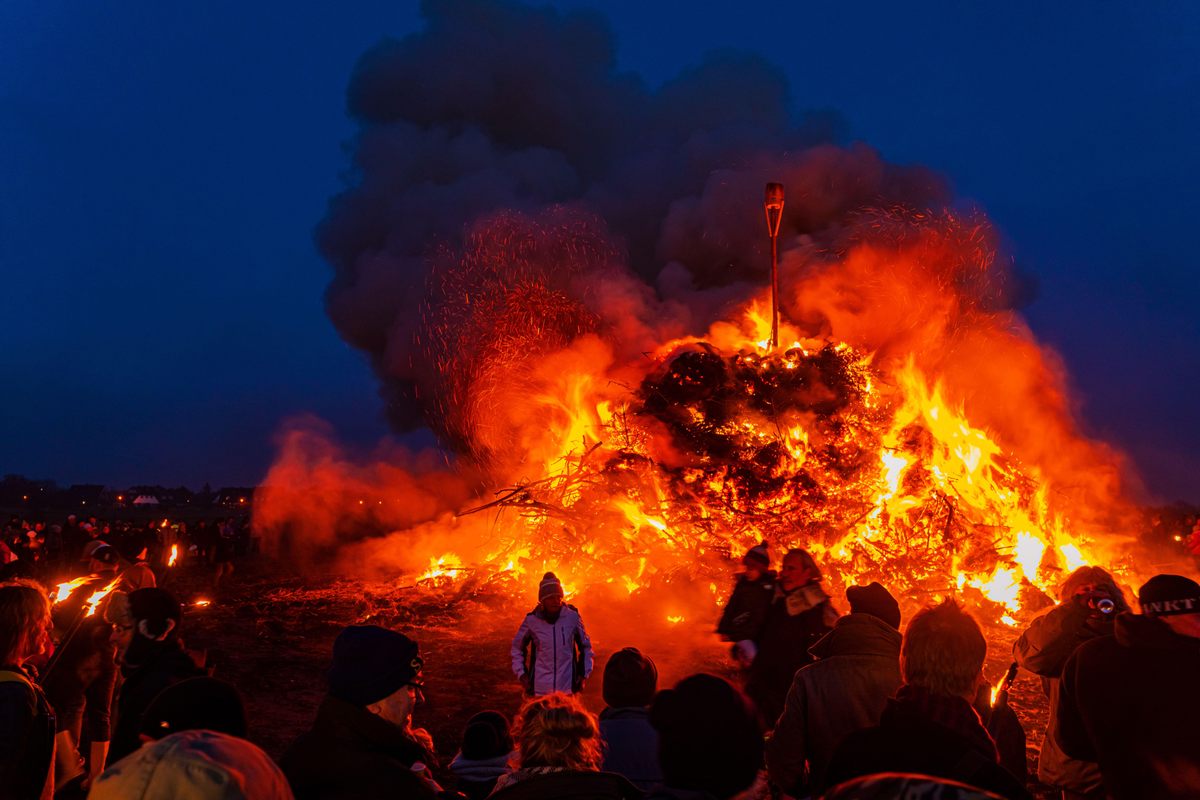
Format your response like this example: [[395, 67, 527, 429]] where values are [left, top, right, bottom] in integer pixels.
[[193, 599, 212, 608], [418, 554, 463, 582], [666, 615, 684, 624]]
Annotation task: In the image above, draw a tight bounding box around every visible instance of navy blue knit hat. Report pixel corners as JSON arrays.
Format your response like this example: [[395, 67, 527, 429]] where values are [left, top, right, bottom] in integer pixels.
[[327, 625, 423, 706]]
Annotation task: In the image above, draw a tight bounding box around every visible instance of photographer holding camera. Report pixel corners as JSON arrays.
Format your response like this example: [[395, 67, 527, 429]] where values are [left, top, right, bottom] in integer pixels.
[[1013, 566, 1129, 800]]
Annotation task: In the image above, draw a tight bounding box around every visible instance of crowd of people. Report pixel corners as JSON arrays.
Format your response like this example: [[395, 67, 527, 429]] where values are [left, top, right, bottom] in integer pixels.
[[1, 514, 248, 591], [1, 534, 1198, 800]]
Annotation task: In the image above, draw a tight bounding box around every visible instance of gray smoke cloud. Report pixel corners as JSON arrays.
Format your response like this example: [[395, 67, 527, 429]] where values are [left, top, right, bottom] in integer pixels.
[[317, 0, 953, 438]]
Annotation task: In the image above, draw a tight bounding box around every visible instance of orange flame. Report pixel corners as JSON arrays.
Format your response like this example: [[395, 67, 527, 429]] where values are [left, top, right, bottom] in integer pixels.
[[83, 577, 121, 617], [51, 577, 93, 606], [167, 545, 179, 568]]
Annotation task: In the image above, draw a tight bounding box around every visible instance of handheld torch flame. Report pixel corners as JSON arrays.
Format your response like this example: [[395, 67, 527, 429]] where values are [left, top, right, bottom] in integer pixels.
[[51, 577, 93, 606], [168, 545, 178, 568], [83, 577, 122, 618], [989, 676, 1005, 707]]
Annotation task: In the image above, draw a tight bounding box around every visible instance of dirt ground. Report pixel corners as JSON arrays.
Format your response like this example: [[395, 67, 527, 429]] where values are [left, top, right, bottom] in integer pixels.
[[172, 557, 1057, 798]]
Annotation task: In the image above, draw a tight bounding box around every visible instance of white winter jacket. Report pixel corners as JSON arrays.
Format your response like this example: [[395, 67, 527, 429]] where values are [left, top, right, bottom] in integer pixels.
[[510, 605, 594, 695]]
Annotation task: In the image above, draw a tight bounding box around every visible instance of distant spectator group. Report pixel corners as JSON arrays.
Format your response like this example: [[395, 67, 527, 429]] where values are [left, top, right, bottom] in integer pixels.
[[1, 533, 1199, 799]]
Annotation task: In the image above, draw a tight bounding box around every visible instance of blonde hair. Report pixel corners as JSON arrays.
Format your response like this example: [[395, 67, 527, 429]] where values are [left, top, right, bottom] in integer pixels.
[[0, 579, 51, 664], [512, 692, 602, 771], [901, 599, 985, 698]]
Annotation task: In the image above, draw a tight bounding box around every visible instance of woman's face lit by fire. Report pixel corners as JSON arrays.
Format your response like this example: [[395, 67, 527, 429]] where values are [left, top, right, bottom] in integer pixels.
[[779, 552, 819, 592]]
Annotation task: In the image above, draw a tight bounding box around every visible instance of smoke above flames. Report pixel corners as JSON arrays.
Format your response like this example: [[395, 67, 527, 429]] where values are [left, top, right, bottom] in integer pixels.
[[256, 0, 1141, 620]]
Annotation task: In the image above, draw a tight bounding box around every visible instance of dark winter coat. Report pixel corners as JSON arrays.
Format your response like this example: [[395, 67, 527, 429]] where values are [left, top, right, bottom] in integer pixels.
[[599, 706, 662, 790], [823, 689, 1032, 800], [42, 616, 117, 747], [745, 583, 837, 725], [0, 665, 55, 800], [108, 641, 202, 762], [1056, 613, 1200, 800], [490, 768, 643, 800], [281, 695, 437, 800], [716, 571, 776, 642], [766, 613, 901, 796], [1012, 601, 1108, 793]]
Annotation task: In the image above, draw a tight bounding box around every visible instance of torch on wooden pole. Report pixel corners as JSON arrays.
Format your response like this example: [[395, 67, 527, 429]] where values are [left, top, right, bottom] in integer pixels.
[[764, 183, 785, 350]]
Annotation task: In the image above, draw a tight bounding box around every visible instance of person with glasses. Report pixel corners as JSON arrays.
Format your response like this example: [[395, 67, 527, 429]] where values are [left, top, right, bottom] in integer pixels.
[[281, 625, 442, 799]]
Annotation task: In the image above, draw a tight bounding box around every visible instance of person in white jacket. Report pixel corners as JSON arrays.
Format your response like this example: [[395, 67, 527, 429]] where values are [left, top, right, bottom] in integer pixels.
[[511, 573, 594, 696]]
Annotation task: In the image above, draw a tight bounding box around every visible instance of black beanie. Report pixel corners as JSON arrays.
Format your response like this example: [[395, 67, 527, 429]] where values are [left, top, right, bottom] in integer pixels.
[[140, 677, 248, 740], [461, 710, 513, 760], [602, 647, 658, 708], [846, 582, 902, 630], [327, 625, 423, 706], [650, 674, 762, 799], [128, 588, 182, 641], [1138, 574, 1200, 617], [90, 544, 120, 565]]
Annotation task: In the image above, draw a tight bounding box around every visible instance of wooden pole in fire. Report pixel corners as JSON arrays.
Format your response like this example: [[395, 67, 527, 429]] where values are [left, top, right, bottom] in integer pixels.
[[764, 182, 785, 350]]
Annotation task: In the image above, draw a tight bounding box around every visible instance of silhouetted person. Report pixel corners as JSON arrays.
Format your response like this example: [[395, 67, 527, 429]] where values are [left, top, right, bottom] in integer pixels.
[[1056, 574, 1200, 800], [824, 600, 1030, 799]]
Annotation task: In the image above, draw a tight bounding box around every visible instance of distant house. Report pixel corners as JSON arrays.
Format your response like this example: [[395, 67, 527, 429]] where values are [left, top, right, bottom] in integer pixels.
[[132, 494, 161, 506], [213, 487, 255, 509], [59, 484, 111, 509]]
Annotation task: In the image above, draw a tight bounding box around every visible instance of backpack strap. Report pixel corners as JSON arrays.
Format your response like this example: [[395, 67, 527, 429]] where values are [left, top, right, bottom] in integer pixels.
[[0, 668, 33, 687]]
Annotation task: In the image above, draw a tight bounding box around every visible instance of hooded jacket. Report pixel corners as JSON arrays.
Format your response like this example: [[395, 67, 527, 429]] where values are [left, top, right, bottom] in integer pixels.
[[766, 613, 901, 796], [510, 605, 594, 696], [1056, 612, 1200, 800], [599, 705, 662, 790], [1012, 600, 1109, 793]]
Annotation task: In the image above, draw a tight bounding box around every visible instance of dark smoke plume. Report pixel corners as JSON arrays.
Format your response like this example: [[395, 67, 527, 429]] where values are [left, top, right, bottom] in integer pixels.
[[318, 0, 951, 443]]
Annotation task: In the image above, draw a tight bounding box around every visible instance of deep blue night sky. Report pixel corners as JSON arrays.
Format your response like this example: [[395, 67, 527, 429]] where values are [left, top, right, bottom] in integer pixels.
[[2, 1, 1197, 503]]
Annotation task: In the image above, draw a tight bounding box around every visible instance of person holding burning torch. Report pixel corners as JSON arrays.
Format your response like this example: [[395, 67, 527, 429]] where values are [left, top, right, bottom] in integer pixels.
[[1013, 566, 1128, 799], [511, 572, 594, 696]]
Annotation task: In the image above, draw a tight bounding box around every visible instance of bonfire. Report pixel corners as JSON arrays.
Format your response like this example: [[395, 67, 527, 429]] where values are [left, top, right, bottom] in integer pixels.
[[257, 200, 1141, 628]]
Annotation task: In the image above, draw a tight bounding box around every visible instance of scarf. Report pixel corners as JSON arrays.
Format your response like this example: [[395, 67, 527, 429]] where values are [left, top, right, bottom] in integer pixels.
[[777, 581, 832, 617]]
